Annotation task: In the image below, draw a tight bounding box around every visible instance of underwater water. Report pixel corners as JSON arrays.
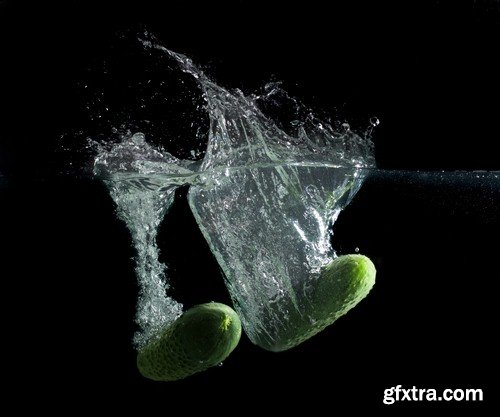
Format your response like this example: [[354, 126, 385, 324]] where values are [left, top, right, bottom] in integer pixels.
[[1, 170, 498, 352]]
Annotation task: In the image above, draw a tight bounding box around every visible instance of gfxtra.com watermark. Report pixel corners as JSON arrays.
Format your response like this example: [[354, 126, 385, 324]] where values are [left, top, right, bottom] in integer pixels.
[[383, 385, 483, 405]]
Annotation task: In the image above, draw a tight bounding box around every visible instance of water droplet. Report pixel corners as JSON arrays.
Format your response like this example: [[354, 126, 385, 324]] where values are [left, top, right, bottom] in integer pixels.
[[218, 362, 224, 367], [354, 247, 360, 253], [341, 122, 350, 132], [369, 117, 380, 127]]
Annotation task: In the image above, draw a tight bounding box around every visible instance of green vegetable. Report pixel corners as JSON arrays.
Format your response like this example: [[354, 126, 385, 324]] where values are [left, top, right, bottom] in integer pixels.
[[263, 254, 376, 351], [137, 302, 241, 381]]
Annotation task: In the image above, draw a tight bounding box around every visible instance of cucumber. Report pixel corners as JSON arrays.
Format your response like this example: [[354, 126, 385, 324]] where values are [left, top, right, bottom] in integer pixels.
[[264, 254, 376, 351], [137, 302, 241, 381]]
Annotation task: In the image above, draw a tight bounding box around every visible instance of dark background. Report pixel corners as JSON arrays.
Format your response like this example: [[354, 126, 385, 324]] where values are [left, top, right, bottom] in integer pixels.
[[1, 0, 499, 411]]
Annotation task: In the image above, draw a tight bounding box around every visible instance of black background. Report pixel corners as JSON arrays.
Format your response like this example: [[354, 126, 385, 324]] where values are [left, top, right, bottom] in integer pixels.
[[1, 0, 499, 412]]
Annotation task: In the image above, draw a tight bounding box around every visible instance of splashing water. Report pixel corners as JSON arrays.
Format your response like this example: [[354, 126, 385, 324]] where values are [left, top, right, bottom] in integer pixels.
[[94, 35, 374, 348], [94, 132, 197, 346]]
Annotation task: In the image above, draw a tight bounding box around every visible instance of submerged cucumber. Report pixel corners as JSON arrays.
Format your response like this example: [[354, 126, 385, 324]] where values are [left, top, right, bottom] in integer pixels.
[[265, 254, 376, 351], [137, 302, 241, 381]]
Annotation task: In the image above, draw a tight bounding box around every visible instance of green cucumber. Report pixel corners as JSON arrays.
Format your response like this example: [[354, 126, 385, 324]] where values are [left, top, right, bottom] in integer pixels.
[[265, 254, 376, 351], [137, 302, 241, 381]]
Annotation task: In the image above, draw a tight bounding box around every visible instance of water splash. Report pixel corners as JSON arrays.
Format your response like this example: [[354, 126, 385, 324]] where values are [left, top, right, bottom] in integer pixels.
[[95, 133, 194, 346], [94, 33, 375, 348]]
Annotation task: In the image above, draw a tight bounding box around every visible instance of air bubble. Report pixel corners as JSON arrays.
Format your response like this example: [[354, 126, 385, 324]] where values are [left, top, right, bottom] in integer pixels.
[[130, 132, 146, 145], [341, 122, 351, 131]]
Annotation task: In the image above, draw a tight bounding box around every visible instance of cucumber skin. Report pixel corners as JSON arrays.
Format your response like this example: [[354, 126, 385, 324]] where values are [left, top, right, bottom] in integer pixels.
[[260, 254, 376, 352], [137, 303, 241, 381]]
